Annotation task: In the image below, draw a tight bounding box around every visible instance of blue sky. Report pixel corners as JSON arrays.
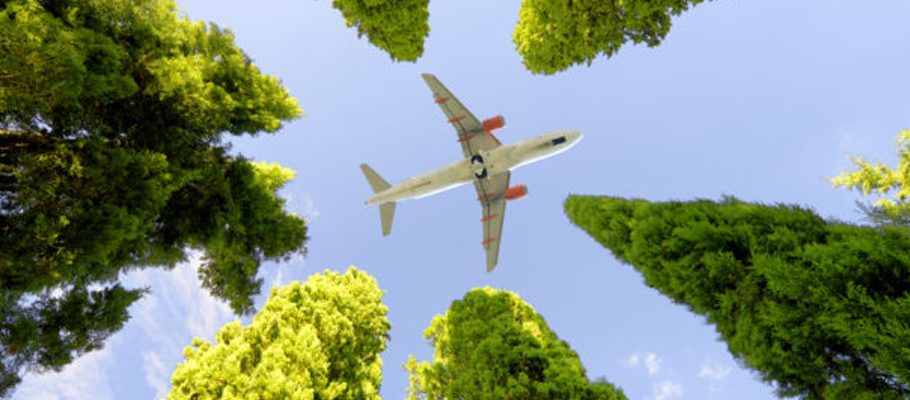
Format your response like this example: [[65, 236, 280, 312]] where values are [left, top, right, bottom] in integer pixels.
[[12, 1, 910, 399]]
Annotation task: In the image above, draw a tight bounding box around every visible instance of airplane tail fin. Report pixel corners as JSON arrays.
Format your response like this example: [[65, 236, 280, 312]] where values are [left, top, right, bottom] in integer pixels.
[[360, 164, 396, 236]]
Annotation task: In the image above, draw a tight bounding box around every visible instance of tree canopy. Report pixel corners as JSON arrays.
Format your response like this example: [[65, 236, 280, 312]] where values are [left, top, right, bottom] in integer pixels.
[[168, 267, 389, 400], [331, 0, 429, 62], [832, 130, 910, 225], [328, 0, 706, 74], [565, 195, 910, 399], [514, 0, 706, 74], [0, 0, 305, 395], [405, 287, 627, 400]]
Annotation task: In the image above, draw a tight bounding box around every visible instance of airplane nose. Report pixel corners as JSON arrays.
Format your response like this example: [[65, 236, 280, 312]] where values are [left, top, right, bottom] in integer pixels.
[[567, 130, 583, 144]]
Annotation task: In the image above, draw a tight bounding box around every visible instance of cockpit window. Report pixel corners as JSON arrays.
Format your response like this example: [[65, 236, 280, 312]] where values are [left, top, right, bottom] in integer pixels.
[[551, 136, 567, 146]]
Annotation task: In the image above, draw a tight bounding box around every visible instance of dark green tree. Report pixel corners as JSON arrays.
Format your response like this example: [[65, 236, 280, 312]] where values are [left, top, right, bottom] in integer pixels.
[[405, 287, 627, 400], [0, 0, 305, 395], [565, 195, 910, 399]]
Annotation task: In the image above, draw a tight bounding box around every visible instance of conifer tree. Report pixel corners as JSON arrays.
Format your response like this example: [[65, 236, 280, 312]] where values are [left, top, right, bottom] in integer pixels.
[[168, 268, 389, 400], [405, 287, 627, 400], [565, 195, 910, 399]]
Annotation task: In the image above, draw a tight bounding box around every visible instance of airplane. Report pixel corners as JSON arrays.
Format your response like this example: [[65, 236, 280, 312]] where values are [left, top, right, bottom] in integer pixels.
[[360, 73, 582, 272]]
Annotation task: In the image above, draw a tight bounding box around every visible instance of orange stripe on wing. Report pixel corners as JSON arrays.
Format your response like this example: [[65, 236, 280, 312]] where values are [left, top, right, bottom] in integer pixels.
[[481, 213, 500, 222], [482, 238, 498, 246], [435, 97, 450, 103], [448, 115, 466, 123]]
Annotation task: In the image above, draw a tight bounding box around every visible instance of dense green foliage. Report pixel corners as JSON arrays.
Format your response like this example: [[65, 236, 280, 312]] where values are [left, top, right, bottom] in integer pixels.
[[405, 287, 627, 400], [515, 0, 707, 74], [328, 0, 704, 74], [832, 130, 910, 225], [168, 268, 389, 399], [0, 0, 305, 394], [331, 0, 429, 62], [565, 195, 910, 399]]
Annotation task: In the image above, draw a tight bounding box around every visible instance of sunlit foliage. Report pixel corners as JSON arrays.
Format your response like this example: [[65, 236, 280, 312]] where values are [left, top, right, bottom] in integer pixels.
[[566, 195, 910, 399], [405, 287, 627, 400], [168, 268, 389, 400], [832, 130, 910, 225], [331, 0, 429, 62], [514, 0, 706, 74], [328, 0, 706, 74], [0, 0, 305, 394]]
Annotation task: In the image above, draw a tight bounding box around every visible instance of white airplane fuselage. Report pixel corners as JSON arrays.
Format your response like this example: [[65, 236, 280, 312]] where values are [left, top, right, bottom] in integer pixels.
[[366, 129, 582, 205]]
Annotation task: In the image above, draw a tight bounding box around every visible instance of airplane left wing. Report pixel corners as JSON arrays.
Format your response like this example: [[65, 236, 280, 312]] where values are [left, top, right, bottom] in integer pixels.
[[476, 171, 510, 272], [421, 73, 501, 158]]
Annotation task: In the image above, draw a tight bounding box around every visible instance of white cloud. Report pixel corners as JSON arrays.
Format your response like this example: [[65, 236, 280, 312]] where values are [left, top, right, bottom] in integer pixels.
[[126, 254, 235, 397], [625, 352, 661, 376], [143, 352, 170, 399], [644, 352, 661, 376], [299, 194, 320, 220], [13, 345, 114, 400], [271, 263, 289, 288], [652, 380, 683, 400], [698, 362, 731, 381]]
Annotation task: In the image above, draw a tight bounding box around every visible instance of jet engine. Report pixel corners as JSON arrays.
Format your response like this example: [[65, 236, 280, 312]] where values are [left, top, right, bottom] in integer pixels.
[[503, 184, 528, 200], [482, 115, 506, 132]]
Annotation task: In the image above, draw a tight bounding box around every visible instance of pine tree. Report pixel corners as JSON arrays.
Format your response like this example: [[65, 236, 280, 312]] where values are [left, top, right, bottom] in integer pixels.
[[565, 195, 910, 399]]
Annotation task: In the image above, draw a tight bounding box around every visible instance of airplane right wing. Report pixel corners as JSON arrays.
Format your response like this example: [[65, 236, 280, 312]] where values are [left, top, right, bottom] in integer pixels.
[[421, 73, 501, 158], [476, 171, 510, 272]]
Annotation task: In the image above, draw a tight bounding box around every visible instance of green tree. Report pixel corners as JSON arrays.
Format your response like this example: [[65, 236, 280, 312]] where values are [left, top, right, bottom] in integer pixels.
[[0, 0, 305, 394], [514, 0, 706, 74], [832, 129, 910, 225], [168, 267, 389, 400], [565, 195, 910, 399], [405, 287, 626, 400], [331, 0, 429, 62], [329, 0, 705, 74]]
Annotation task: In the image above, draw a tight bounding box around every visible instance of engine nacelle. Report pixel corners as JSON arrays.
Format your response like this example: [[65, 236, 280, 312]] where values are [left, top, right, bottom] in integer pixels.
[[482, 115, 506, 132], [503, 184, 528, 200]]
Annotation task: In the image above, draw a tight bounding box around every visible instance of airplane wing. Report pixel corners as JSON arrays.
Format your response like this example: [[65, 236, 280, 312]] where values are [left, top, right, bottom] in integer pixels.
[[476, 171, 510, 272], [421, 73, 501, 158]]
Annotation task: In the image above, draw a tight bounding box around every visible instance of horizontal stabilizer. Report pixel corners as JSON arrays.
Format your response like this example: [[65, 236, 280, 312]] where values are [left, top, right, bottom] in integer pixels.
[[360, 163, 391, 193], [380, 202, 395, 236]]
